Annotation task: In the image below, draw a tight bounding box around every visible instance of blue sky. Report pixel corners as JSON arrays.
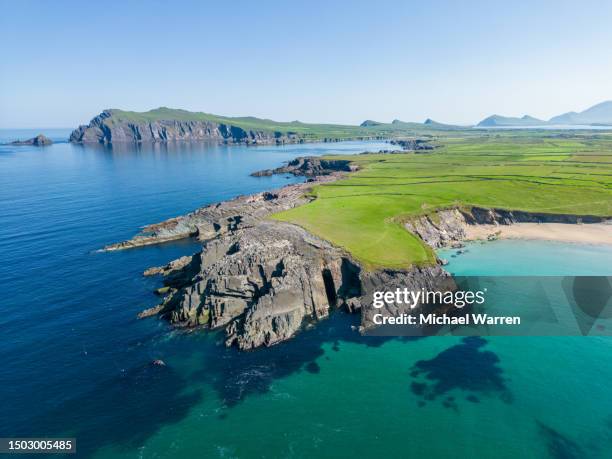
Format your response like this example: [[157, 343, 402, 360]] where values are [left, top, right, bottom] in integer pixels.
[[1, 0, 612, 128]]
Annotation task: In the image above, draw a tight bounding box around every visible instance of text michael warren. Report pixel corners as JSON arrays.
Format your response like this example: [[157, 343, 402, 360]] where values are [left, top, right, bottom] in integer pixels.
[[372, 313, 521, 326]]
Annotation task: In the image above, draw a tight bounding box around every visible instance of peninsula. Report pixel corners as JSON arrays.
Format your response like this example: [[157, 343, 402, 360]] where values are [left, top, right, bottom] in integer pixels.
[[69, 107, 452, 145], [103, 129, 612, 349]]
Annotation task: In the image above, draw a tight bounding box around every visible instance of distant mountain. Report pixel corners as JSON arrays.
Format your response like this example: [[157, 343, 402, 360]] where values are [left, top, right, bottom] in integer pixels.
[[549, 101, 612, 125], [477, 101, 612, 127], [390, 119, 424, 127], [360, 120, 383, 127], [477, 114, 545, 127], [423, 118, 464, 129]]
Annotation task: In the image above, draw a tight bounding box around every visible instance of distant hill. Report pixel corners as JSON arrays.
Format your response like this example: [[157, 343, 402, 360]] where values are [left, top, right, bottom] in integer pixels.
[[477, 114, 545, 127], [549, 101, 612, 125], [423, 118, 465, 129], [389, 118, 463, 130]]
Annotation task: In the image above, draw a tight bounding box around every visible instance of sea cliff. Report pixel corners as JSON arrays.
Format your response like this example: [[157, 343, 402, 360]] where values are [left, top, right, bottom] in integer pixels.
[[70, 109, 300, 145]]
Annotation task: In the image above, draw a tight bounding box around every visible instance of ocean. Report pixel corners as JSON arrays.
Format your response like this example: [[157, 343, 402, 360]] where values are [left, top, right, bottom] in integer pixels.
[[1, 131, 611, 458]]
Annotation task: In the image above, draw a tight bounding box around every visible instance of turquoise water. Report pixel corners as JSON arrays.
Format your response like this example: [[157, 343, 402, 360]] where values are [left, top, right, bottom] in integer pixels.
[[438, 239, 612, 276], [1, 132, 611, 458]]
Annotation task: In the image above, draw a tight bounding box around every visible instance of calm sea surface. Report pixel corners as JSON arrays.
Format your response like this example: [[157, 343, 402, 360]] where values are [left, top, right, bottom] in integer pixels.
[[1, 130, 611, 458]]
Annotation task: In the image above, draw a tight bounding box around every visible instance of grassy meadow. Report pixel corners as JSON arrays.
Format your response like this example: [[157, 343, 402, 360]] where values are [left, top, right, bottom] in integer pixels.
[[273, 132, 612, 270]]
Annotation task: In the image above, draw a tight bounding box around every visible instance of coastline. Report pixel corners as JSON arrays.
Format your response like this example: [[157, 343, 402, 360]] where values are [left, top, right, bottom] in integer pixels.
[[464, 222, 612, 245], [107, 155, 611, 349]]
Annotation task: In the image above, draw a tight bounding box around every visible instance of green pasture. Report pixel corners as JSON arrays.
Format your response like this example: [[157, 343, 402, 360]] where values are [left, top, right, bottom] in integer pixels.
[[273, 134, 612, 270]]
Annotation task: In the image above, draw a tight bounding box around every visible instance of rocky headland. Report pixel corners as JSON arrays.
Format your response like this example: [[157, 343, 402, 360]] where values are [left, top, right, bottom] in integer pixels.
[[70, 109, 301, 145], [106, 158, 453, 349]]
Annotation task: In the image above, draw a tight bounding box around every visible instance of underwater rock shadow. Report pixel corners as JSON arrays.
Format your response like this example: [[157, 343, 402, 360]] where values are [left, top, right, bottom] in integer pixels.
[[537, 421, 584, 459], [27, 313, 421, 457], [410, 336, 512, 408], [193, 312, 423, 407]]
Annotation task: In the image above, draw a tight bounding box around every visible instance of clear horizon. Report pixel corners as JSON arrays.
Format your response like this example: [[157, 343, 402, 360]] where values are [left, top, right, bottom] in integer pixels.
[[2, 0, 612, 128]]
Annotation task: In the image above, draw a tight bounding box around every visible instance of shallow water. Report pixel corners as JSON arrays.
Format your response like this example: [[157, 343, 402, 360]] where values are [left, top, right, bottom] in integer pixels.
[[438, 239, 612, 276], [1, 132, 611, 458]]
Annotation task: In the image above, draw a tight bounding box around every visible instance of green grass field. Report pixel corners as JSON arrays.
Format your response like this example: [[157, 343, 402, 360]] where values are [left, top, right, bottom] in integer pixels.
[[273, 132, 612, 270]]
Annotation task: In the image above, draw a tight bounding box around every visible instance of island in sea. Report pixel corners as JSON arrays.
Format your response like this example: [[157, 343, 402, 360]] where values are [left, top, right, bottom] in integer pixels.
[[71, 107, 612, 348]]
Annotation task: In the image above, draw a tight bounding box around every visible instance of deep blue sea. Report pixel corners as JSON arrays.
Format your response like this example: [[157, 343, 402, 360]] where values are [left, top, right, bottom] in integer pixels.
[[1, 130, 611, 458]]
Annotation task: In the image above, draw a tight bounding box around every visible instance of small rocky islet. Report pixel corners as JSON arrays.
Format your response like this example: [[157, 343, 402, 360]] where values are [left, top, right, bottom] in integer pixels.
[[10, 134, 53, 146]]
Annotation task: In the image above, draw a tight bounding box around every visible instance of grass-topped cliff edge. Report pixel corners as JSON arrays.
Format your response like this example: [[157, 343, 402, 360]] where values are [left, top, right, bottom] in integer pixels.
[[272, 133, 612, 270]]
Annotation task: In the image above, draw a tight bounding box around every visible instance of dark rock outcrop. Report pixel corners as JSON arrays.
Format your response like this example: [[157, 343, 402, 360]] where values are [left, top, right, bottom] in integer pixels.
[[10, 134, 53, 146], [389, 138, 436, 151], [151, 221, 363, 350], [251, 156, 356, 177]]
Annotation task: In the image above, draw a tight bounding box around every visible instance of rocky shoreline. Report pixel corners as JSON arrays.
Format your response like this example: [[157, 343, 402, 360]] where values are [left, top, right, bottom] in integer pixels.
[[104, 156, 452, 349]]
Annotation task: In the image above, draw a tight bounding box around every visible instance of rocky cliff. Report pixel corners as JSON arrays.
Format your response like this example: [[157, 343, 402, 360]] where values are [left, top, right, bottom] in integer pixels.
[[141, 220, 364, 349], [69, 110, 298, 145]]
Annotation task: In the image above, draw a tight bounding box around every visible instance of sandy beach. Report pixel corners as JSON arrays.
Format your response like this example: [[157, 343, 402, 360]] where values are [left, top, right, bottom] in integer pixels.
[[464, 222, 612, 245]]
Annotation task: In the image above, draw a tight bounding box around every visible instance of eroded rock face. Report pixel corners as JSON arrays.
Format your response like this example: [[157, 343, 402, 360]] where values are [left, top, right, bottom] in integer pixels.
[[404, 209, 468, 248], [152, 221, 362, 350]]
